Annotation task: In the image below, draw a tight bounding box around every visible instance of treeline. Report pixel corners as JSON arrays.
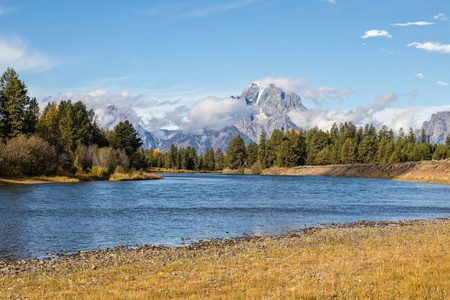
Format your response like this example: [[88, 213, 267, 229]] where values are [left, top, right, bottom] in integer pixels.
[[0, 68, 146, 177], [149, 123, 450, 173]]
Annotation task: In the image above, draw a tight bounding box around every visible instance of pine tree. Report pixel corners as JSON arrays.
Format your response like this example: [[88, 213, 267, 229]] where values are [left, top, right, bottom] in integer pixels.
[[109, 120, 143, 162], [56, 100, 95, 151], [0, 68, 32, 138], [226, 135, 247, 169], [420, 129, 427, 144], [407, 128, 416, 145], [246, 142, 258, 166], [204, 147, 216, 171], [214, 148, 224, 170], [257, 132, 268, 169]]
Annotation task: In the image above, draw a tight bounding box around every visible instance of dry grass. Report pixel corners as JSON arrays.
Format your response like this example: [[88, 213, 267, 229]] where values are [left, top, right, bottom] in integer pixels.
[[149, 167, 198, 173], [0, 171, 162, 185], [1, 219, 448, 299], [109, 171, 163, 181], [0, 175, 81, 184]]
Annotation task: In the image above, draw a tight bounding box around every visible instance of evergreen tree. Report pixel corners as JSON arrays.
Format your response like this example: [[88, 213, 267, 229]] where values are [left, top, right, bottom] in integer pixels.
[[226, 134, 247, 169], [165, 144, 177, 169], [204, 147, 216, 171], [330, 122, 339, 141], [109, 120, 143, 161], [0, 68, 33, 138], [24, 98, 40, 135], [340, 138, 356, 164], [406, 128, 415, 145], [257, 132, 268, 169], [246, 142, 258, 166], [198, 153, 205, 170], [267, 129, 283, 166], [420, 129, 428, 144], [357, 136, 378, 163], [57, 100, 95, 151], [214, 148, 224, 170]]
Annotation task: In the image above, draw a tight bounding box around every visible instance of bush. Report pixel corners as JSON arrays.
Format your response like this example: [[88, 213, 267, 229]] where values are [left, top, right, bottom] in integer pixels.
[[88, 166, 110, 179], [250, 161, 262, 175], [1, 135, 58, 176]]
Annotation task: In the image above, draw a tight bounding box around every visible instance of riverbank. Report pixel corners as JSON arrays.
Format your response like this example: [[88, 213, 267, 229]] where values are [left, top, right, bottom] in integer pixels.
[[264, 159, 450, 184], [0, 171, 163, 185], [1, 218, 448, 298]]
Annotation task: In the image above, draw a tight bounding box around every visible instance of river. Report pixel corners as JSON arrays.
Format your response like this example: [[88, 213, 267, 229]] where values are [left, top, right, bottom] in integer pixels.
[[0, 173, 449, 260]]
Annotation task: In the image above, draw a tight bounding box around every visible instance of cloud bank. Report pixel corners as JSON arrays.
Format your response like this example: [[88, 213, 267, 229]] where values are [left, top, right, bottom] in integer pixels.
[[288, 92, 450, 133], [188, 97, 252, 131]]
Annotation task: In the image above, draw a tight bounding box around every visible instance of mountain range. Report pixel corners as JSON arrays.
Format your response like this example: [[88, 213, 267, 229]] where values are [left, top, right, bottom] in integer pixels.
[[101, 82, 449, 152], [105, 82, 307, 153]]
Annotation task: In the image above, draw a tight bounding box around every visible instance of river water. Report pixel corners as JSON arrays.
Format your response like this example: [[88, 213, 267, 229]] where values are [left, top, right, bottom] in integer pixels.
[[0, 173, 449, 260]]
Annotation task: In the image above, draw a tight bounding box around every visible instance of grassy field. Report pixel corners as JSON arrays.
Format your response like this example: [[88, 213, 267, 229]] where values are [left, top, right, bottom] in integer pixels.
[[1, 219, 448, 299]]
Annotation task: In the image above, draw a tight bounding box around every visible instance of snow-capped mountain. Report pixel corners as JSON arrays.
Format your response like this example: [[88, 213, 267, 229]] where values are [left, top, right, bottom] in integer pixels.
[[100, 82, 308, 152], [233, 82, 307, 142]]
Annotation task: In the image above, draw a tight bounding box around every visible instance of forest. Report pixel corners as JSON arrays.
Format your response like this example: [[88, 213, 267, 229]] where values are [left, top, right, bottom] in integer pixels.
[[1, 68, 450, 177], [0, 68, 146, 177], [148, 123, 450, 173]]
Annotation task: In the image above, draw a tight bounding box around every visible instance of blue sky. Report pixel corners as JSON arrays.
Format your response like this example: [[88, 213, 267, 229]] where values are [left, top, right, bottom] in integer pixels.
[[1, 0, 449, 131]]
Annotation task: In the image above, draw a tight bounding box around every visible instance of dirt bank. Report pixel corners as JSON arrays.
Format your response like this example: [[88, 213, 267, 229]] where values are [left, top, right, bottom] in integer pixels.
[[264, 159, 450, 184]]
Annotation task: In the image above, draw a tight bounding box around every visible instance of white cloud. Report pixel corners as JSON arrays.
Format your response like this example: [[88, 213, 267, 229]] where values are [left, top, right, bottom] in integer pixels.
[[324, 0, 336, 3], [48, 90, 150, 130], [188, 97, 252, 131], [372, 93, 398, 110], [436, 81, 449, 86], [257, 77, 305, 94], [392, 21, 434, 26], [416, 73, 424, 79], [407, 42, 450, 54], [288, 93, 450, 132], [434, 13, 447, 21], [256, 76, 351, 106], [0, 35, 53, 72], [361, 30, 392, 39], [301, 86, 351, 106], [0, 5, 17, 15]]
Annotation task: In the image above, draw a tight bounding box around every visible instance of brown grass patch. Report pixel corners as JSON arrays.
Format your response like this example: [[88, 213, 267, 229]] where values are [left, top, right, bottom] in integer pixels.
[[1, 219, 448, 299]]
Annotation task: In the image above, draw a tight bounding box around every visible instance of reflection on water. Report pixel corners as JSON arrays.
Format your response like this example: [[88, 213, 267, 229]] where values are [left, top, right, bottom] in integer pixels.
[[0, 174, 449, 260]]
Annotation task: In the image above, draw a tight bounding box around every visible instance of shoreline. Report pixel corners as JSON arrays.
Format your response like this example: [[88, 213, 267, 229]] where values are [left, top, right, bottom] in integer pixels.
[[1, 217, 448, 298], [263, 159, 450, 184], [0, 172, 163, 185], [0, 217, 447, 266]]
